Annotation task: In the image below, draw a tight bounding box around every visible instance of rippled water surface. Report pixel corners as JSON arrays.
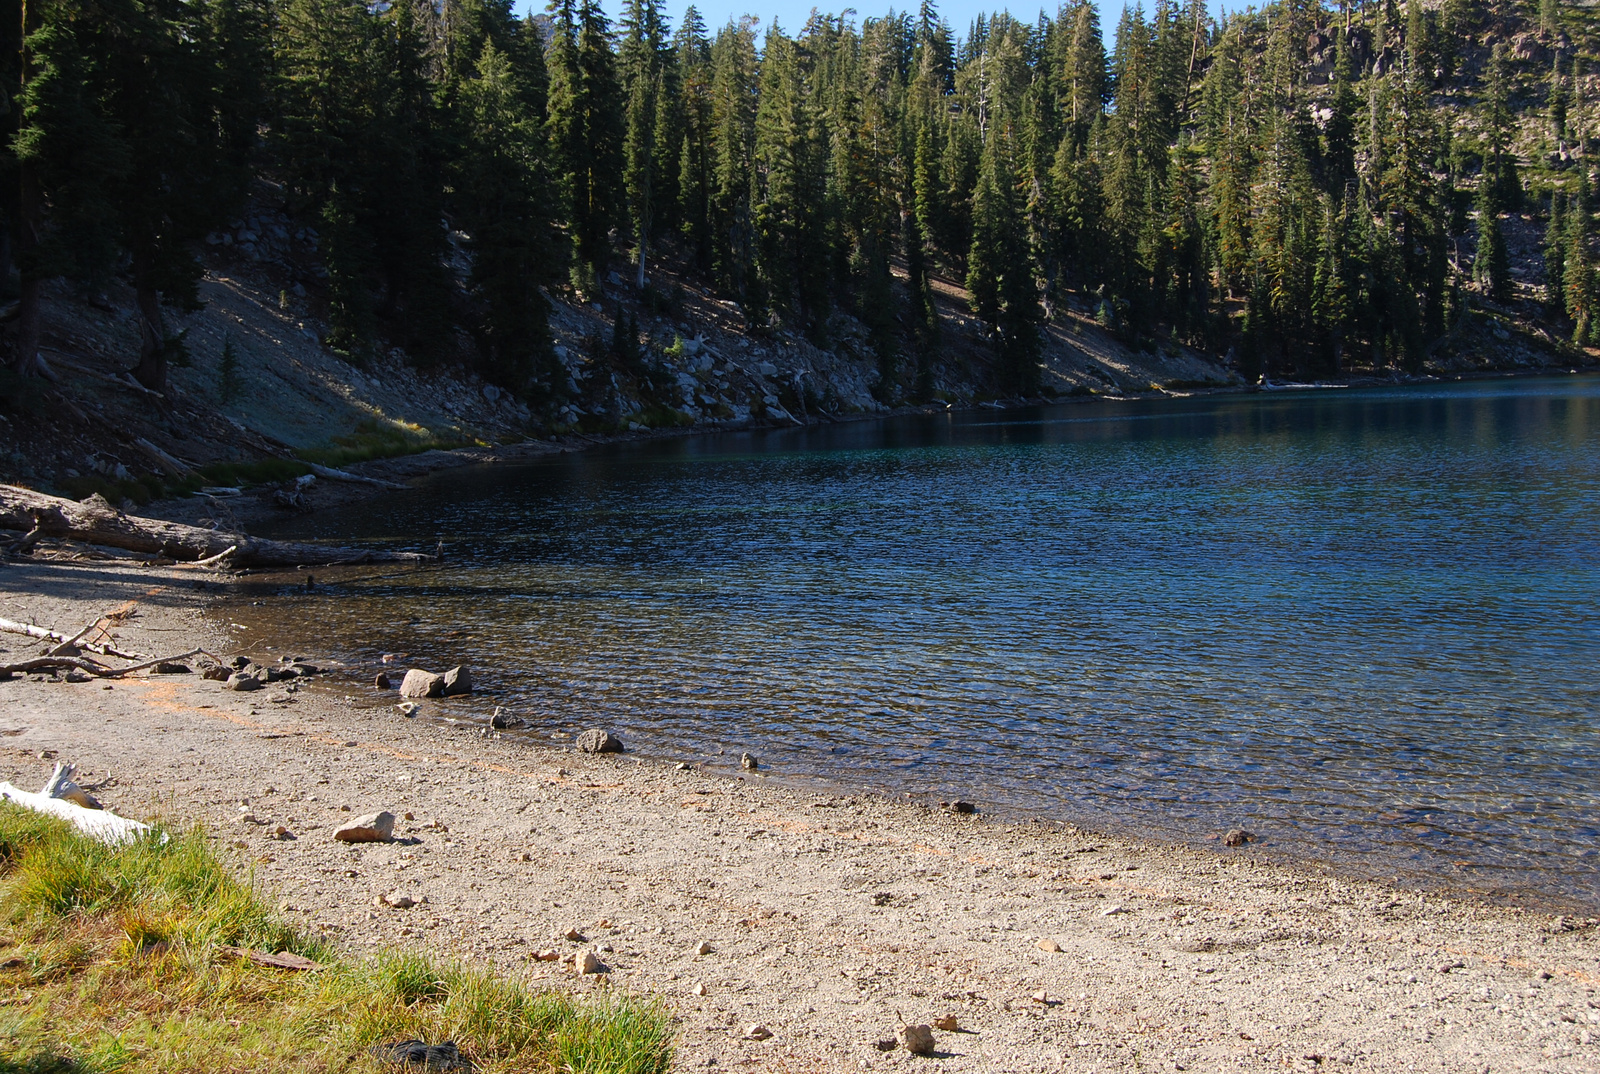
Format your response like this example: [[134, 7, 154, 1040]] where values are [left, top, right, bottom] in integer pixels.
[[262, 378, 1600, 906]]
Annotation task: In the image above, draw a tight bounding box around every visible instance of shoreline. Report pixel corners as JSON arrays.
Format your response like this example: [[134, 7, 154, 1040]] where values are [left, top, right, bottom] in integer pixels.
[[140, 366, 1596, 536], [3, 561, 1598, 1070]]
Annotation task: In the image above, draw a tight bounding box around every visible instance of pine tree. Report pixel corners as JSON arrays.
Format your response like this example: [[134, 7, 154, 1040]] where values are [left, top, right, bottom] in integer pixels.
[[1473, 183, 1511, 303]]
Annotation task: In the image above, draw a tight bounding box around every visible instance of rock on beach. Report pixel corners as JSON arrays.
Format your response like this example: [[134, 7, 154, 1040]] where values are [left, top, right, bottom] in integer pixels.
[[399, 670, 445, 698], [333, 811, 396, 843], [576, 729, 624, 754]]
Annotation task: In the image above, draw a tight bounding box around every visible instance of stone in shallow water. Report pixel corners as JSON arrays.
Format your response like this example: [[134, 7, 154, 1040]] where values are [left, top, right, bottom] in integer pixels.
[[399, 669, 444, 698], [576, 729, 623, 754]]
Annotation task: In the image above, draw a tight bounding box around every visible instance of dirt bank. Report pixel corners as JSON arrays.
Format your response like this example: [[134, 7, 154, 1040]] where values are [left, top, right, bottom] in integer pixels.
[[2, 560, 1597, 1073]]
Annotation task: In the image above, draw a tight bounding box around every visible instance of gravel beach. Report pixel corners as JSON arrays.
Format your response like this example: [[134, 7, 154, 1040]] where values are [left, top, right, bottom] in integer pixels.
[[2, 559, 1597, 1072]]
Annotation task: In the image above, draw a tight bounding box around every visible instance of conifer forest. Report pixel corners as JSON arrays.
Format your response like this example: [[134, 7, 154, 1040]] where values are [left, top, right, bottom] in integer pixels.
[[3, 0, 1597, 405]]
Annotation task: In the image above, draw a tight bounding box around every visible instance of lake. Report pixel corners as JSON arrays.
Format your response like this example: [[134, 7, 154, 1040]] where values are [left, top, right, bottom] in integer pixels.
[[262, 376, 1600, 908]]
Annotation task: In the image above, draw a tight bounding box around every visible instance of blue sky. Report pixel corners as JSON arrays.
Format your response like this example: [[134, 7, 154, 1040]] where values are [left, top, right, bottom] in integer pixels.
[[524, 0, 1124, 43]]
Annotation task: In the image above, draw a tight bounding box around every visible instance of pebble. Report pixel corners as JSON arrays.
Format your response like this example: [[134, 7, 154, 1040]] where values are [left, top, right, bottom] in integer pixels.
[[565, 927, 587, 942], [1037, 937, 1062, 952], [949, 801, 976, 815], [696, 940, 714, 955], [740, 753, 758, 770], [692, 982, 707, 996], [534, 949, 560, 961], [1099, 904, 1127, 916], [743, 1024, 773, 1041], [901, 1024, 936, 1055], [1222, 829, 1255, 847], [577, 950, 604, 974], [396, 702, 418, 717], [932, 1015, 959, 1032], [382, 891, 417, 909]]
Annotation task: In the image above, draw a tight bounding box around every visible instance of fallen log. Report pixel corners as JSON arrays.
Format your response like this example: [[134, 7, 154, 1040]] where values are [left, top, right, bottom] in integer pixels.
[[0, 765, 156, 846], [0, 485, 431, 568], [0, 617, 141, 659]]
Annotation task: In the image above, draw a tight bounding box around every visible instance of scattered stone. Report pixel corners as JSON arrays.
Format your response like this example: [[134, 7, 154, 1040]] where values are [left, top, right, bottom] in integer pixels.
[[949, 801, 976, 815], [237, 812, 261, 826], [901, 1024, 936, 1055], [333, 811, 396, 843], [692, 982, 708, 996], [397, 702, 419, 717], [743, 1024, 773, 1042], [1222, 829, 1255, 847], [273, 825, 294, 840], [369, 1040, 467, 1071], [696, 940, 714, 956], [1438, 961, 1465, 974], [224, 673, 262, 692], [382, 891, 417, 909], [399, 669, 445, 698], [564, 927, 587, 942], [534, 949, 560, 962], [871, 892, 893, 906], [375, 671, 392, 689], [1099, 904, 1127, 916], [441, 666, 472, 696], [676, 762, 691, 771], [490, 707, 526, 730], [577, 950, 604, 974], [576, 729, 624, 754], [932, 1015, 960, 1032], [874, 1038, 898, 1052], [1036, 937, 1062, 952], [152, 662, 191, 674], [202, 665, 231, 681], [740, 753, 758, 770], [1031, 990, 1054, 1005]]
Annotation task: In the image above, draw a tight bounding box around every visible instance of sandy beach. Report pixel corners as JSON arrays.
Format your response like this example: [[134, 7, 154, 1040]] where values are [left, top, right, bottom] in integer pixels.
[[2, 558, 1597, 1072]]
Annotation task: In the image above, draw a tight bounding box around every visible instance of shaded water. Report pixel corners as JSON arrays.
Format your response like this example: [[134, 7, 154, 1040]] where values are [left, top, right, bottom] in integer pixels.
[[262, 377, 1600, 907]]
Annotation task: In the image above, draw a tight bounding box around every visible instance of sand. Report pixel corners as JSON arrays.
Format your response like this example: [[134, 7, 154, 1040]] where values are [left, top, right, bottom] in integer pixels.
[[1, 558, 1597, 1072]]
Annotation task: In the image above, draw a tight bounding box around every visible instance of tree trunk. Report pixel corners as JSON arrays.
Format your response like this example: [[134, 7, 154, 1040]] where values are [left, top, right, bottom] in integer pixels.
[[129, 271, 167, 393], [0, 484, 434, 567]]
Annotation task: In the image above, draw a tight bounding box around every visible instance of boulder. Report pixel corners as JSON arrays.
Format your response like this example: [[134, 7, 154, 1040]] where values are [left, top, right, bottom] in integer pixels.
[[374, 671, 392, 689], [399, 669, 445, 698], [333, 811, 395, 843], [576, 729, 624, 754], [441, 666, 472, 696], [224, 673, 262, 692], [202, 665, 231, 682]]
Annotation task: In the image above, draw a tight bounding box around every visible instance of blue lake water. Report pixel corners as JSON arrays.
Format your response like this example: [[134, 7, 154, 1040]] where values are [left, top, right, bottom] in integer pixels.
[[265, 377, 1600, 907]]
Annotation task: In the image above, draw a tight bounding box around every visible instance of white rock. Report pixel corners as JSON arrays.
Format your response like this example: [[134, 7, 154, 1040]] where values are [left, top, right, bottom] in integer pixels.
[[696, 940, 714, 956], [333, 811, 395, 843], [577, 949, 604, 974]]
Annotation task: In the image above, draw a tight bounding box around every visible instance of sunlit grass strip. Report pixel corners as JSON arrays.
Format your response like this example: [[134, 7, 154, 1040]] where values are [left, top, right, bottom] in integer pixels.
[[0, 805, 675, 1073]]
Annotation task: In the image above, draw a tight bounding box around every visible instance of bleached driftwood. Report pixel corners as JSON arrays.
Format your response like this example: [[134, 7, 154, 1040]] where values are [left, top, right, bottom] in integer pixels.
[[0, 616, 140, 659], [0, 762, 155, 845]]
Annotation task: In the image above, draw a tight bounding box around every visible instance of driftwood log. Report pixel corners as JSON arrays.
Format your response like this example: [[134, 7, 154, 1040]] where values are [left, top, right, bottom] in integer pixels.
[[0, 484, 432, 568]]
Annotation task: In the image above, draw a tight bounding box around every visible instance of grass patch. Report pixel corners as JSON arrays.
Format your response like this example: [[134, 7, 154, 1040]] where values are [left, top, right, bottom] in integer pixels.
[[298, 419, 475, 469], [0, 805, 675, 1073]]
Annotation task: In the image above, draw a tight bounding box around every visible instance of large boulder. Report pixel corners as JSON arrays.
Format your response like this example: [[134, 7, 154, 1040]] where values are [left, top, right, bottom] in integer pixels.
[[441, 666, 472, 696], [576, 729, 624, 754], [399, 669, 445, 698]]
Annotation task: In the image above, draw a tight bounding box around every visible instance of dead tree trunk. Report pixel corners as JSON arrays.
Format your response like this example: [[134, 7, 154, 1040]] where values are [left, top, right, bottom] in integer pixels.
[[129, 266, 167, 394], [0, 484, 433, 567]]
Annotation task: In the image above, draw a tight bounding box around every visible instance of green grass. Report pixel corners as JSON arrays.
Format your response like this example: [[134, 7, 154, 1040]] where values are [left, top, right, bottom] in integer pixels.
[[0, 805, 675, 1074], [297, 419, 475, 469]]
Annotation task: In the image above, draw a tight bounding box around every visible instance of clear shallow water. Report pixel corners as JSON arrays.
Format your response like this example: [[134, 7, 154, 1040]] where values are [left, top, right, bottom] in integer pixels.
[[264, 378, 1600, 907]]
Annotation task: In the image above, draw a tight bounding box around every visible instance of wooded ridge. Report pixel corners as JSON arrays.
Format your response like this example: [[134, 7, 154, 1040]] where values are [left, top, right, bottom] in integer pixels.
[[1, 0, 1595, 412]]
